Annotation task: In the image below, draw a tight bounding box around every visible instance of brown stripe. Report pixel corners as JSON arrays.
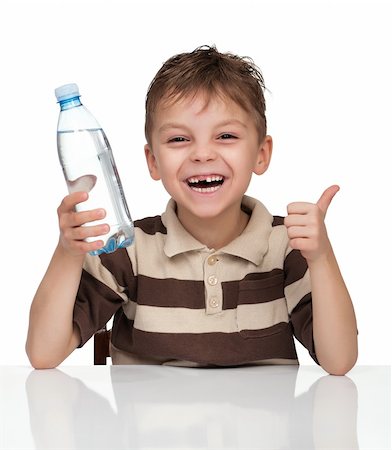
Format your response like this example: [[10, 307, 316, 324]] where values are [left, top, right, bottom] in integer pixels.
[[111, 310, 298, 366], [285, 269, 311, 314], [137, 275, 204, 308], [74, 270, 124, 346], [284, 249, 308, 286], [241, 203, 252, 216], [224, 269, 284, 307], [136, 270, 285, 309], [100, 248, 136, 289], [272, 216, 285, 227], [135, 215, 167, 235], [111, 308, 134, 349], [290, 293, 317, 363], [132, 326, 298, 366]]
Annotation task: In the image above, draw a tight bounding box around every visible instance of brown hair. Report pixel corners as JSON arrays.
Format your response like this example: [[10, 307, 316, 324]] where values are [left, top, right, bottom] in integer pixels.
[[145, 45, 267, 145]]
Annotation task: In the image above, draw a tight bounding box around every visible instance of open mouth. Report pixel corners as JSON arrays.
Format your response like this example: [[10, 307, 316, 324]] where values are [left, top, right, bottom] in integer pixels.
[[186, 175, 225, 193]]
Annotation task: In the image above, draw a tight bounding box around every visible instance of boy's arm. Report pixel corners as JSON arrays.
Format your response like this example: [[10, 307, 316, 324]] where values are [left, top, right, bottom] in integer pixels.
[[26, 192, 109, 369], [284, 185, 358, 376], [26, 245, 84, 368]]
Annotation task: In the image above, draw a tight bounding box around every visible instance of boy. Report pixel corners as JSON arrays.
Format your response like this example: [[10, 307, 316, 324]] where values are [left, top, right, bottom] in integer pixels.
[[26, 46, 357, 374]]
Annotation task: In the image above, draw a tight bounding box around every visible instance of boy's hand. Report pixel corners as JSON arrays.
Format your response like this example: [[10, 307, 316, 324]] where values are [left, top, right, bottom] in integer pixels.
[[284, 185, 340, 262], [57, 192, 109, 257]]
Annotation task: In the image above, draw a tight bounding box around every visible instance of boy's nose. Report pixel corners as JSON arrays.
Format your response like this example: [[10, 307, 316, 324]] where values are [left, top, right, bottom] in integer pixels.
[[190, 144, 217, 162]]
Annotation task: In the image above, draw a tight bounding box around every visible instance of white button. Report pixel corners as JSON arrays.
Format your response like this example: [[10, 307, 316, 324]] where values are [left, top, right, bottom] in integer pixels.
[[207, 255, 218, 265], [207, 275, 218, 286], [209, 296, 219, 308]]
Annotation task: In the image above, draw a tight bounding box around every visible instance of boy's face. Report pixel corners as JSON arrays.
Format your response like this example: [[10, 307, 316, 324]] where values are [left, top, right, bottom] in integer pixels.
[[145, 92, 272, 225]]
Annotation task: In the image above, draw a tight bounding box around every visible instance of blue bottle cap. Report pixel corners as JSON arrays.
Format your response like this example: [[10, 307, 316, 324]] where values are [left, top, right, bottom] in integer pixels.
[[55, 83, 80, 102]]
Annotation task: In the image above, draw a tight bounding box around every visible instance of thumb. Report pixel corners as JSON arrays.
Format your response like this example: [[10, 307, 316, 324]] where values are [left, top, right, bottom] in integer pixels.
[[317, 185, 340, 215]]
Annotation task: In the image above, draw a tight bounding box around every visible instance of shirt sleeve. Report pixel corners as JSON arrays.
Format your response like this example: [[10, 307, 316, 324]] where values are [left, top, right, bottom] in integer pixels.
[[283, 248, 319, 364], [73, 248, 136, 347]]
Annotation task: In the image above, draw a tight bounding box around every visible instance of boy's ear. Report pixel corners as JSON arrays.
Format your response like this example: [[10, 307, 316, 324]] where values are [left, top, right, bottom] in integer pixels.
[[253, 135, 273, 175], [144, 144, 161, 181]]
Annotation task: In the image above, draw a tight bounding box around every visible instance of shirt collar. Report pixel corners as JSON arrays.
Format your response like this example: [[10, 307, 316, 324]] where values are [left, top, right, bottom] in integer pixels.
[[162, 195, 273, 265], [162, 199, 208, 257]]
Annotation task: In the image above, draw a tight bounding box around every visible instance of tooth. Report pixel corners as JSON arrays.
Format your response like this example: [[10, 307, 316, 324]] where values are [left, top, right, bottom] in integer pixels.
[[206, 177, 211, 183]]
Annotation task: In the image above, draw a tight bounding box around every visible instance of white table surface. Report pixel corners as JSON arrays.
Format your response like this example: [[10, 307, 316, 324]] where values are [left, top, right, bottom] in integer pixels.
[[0, 365, 390, 450]]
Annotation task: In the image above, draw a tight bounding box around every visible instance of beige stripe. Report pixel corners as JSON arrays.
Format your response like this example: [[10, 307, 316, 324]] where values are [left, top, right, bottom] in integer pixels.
[[125, 236, 138, 275], [83, 255, 128, 302], [129, 227, 289, 282], [284, 269, 311, 314], [133, 298, 289, 334], [122, 300, 137, 320], [284, 243, 295, 259], [237, 300, 289, 330]]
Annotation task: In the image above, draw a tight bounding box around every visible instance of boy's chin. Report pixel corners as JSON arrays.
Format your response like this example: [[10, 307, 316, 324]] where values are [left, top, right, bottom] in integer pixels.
[[176, 202, 239, 222]]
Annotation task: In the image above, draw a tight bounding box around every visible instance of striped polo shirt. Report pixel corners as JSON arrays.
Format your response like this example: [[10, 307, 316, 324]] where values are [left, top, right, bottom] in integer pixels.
[[74, 195, 318, 366]]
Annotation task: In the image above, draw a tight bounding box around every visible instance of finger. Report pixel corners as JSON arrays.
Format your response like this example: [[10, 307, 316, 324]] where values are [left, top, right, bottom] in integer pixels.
[[66, 238, 105, 256], [67, 208, 106, 228], [288, 237, 306, 250], [59, 209, 106, 234], [287, 202, 314, 215], [58, 192, 88, 214], [284, 213, 311, 227], [65, 223, 110, 241], [317, 185, 340, 215], [289, 237, 314, 253], [286, 226, 313, 240]]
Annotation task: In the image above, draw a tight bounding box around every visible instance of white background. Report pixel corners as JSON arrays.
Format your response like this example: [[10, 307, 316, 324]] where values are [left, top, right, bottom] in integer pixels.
[[0, 0, 390, 367]]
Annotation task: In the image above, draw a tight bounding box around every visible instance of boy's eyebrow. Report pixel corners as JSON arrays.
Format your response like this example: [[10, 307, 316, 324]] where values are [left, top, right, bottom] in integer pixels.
[[158, 119, 247, 134], [216, 119, 248, 129], [158, 123, 188, 134]]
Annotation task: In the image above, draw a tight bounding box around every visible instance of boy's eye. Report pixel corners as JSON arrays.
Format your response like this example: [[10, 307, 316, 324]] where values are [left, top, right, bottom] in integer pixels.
[[219, 133, 237, 140], [168, 136, 188, 143]]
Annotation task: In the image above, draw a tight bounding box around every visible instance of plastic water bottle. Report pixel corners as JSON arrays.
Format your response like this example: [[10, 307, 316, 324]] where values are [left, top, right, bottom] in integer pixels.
[[55, 83, 134, 255]]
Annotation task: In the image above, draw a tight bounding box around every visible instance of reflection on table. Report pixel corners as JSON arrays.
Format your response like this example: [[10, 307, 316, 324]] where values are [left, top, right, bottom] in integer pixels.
[[0, 365, 390, 449], [22, 366, 361, 449]]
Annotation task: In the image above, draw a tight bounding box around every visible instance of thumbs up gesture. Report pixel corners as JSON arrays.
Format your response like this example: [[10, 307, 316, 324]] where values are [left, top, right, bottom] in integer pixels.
[[284, 185, 340, 262]]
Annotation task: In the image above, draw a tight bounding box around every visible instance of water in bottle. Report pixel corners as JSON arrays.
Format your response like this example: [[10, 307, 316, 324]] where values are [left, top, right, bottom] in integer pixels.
[[55, 83, 134, 255]]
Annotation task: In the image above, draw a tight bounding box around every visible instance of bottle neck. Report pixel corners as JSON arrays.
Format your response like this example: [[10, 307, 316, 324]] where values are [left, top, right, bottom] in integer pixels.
[[59, 96, 82, 111]]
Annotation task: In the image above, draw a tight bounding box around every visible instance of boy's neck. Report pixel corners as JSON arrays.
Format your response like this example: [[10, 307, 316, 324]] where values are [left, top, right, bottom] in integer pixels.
[[177, 204, 250, 250]]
